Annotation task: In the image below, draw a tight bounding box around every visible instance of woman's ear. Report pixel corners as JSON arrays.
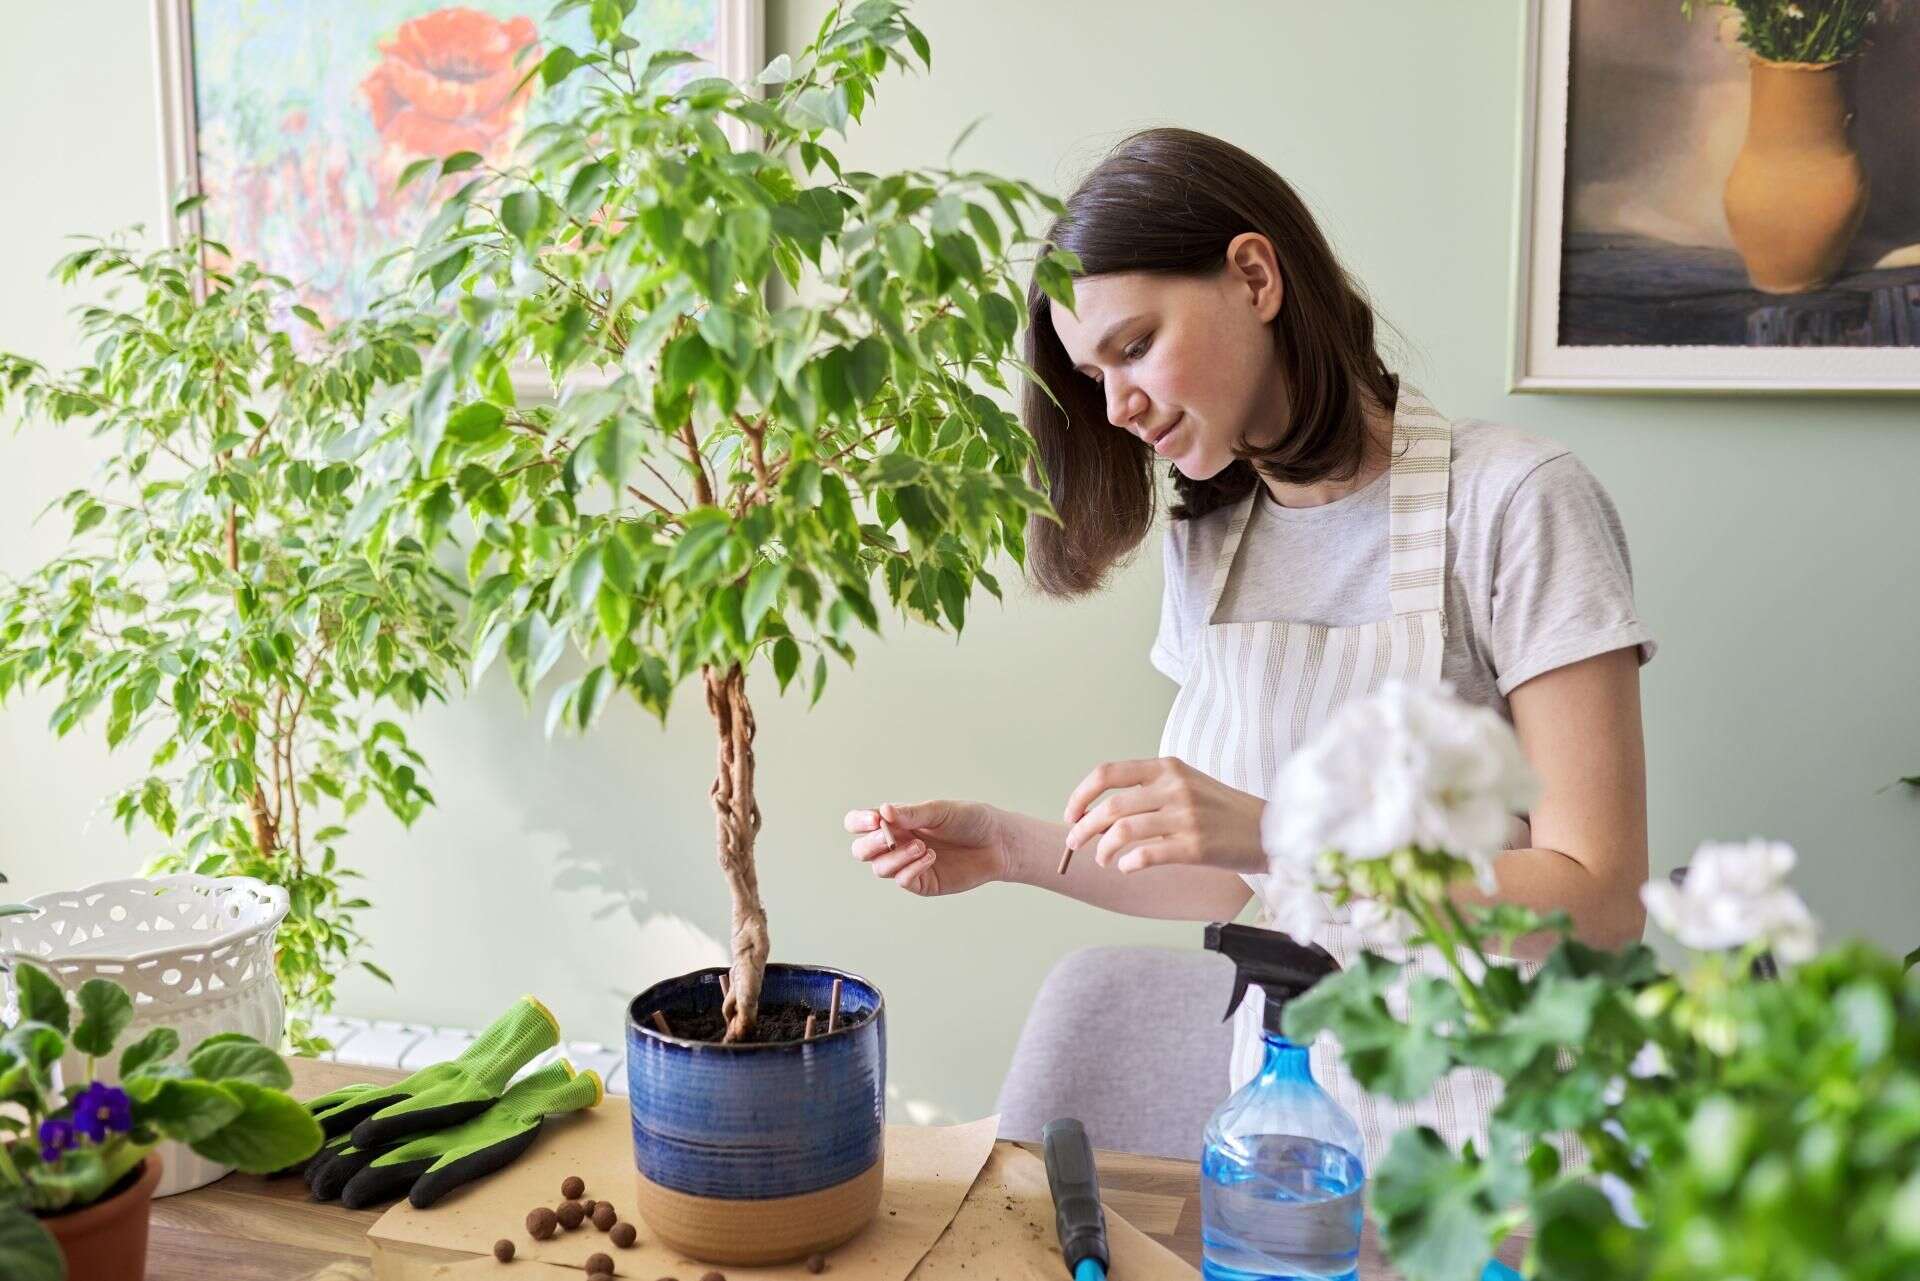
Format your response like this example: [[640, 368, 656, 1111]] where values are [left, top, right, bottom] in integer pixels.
[[1224, 232, 1284, 323]]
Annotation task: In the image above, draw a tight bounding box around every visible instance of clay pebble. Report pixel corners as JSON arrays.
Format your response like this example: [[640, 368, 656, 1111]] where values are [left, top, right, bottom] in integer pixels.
[[524, 1206, 558, 1240]]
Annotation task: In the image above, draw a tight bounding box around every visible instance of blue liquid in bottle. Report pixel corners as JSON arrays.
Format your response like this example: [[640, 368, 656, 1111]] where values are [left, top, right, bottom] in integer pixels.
[[1201, 1034, 1365, 1281]]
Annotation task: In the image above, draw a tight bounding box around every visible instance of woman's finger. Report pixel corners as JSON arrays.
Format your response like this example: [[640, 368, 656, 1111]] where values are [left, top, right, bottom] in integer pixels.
[[1063, 758, 1162, 825], [1115, 841, 1189, 874], [844, 809, 882, 834], [1093, 811, 1180, 867], [869, 840, 928, 878], [1065, 784, 1161, 856], [850, 828, 898, 862], [893, 847, 936, 888]]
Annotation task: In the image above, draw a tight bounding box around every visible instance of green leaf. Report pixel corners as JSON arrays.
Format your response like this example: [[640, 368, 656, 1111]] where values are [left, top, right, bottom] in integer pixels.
[[666, 513, 732, 583], [440, 150, 482, 175], [0, 1203, 63, 1281], [119, 1026, 181, 1078], [596, 584, 631, 644], [70, 978, 134, 1056], [743, 562, 789, 638], [187, 1036, 291, 1090], [541, 46, 581, 87], [568, 549, 605, 616], [187, 1080, 323, 1173], [445, 401, 505, 444], [11, 963, 69, 1034], [589, 0, 623, 42], [563, 161, 613, 216], [139, 1078, 244, 1143], [1370, 1128, 1503, 1281], [501, 189, 543, 249], [773, 636, 801, 691], [394, 156, 440, 194]]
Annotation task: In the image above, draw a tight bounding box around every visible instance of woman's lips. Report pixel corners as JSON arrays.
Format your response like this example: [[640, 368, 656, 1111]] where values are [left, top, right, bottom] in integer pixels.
[[1150, 413, 1185, 455]]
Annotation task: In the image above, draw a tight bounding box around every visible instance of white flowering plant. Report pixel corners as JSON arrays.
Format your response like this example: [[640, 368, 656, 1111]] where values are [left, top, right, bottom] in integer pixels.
[[1264, 682, 1920, 1281]]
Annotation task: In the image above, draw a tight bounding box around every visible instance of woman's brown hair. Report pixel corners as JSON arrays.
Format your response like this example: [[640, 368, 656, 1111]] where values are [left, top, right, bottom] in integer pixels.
[[1021, 127, 1399, 597]]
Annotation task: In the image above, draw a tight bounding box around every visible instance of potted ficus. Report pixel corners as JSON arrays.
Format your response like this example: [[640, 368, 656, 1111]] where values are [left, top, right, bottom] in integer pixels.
[[1255, 680, 1920, 1281], [0, 223, 466, 1053], [0, 961, 323, 1281], [1681, 0, 1886, 293], [379, 0, 1063, 1262]]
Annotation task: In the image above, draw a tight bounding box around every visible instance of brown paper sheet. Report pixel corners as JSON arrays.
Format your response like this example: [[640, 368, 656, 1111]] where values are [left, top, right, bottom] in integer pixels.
[[369, 1100, 999, 1280], [907, 1142, 1198, 1281]]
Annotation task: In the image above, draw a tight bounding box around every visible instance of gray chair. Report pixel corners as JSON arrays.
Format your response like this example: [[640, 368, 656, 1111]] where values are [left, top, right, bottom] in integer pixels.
[[994, 945, 1238, 1160]]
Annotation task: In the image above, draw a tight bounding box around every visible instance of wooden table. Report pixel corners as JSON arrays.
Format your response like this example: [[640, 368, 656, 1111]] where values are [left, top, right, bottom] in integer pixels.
[[150, 1058, 1468, 1279]]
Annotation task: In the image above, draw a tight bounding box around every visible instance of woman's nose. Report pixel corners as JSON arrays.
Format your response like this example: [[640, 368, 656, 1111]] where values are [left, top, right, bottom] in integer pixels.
[[1104, 379, 1147, 431]]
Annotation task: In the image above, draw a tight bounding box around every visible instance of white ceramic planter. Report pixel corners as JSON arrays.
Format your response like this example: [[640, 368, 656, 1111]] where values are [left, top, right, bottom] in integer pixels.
[[0, 875, 289, 1197]]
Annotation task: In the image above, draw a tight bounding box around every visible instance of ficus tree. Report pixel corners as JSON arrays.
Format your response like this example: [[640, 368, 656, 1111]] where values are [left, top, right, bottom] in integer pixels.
[[384, 0, 1076, 1038], [0, 221, 464, 1050]]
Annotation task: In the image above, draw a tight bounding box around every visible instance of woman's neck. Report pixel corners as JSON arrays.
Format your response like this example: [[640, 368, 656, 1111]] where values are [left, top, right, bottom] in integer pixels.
[[1259, 394, 1396, 509]]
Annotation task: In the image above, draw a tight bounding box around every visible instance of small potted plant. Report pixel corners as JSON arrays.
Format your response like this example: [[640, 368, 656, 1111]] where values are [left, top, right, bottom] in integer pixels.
[[0, 962, 324, 1281]]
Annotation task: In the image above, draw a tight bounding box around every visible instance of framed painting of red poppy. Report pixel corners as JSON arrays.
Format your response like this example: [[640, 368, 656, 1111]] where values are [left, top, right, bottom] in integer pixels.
[[151, 0, 763, 333]]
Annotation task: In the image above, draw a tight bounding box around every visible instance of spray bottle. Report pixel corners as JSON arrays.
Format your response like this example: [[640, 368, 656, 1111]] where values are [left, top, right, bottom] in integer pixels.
[[1199, 922, 1364, 1281]]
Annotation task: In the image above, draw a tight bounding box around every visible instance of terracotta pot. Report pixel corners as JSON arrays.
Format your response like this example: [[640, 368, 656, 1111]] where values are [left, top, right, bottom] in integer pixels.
[[625, 966, 885, 1265], [41, 1152, 163, 1281], [1723, 56, 1868, 294]]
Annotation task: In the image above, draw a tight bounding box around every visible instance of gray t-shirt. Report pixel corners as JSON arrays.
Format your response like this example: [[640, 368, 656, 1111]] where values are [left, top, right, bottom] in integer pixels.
[[1150, 418, 1656, 723]]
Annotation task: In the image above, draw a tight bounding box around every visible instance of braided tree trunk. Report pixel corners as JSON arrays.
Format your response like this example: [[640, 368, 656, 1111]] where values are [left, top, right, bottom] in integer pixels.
[[704, 663, 770, 1042]]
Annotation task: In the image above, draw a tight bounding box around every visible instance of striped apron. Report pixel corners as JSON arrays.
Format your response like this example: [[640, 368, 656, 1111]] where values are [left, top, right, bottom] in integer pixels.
[[1157, 389, 1503, 1168]]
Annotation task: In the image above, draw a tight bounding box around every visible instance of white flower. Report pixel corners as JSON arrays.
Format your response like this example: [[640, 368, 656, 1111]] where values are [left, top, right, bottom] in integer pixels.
[[1347, 897, 1417, 950], [1640, 839, 1819, 963], [1262, 680, 1538, 890], [1785, 3, 1806, 18], [1250, 866, 1339, 941]]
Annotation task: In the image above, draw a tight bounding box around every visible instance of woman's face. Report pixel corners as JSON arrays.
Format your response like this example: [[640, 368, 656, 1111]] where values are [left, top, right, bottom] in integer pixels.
[[1048, 233, 1286, 480]]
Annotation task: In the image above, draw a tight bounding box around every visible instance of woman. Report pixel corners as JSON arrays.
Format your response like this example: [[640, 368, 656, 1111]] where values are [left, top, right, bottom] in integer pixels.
[[844, 127, 1653, 1163]]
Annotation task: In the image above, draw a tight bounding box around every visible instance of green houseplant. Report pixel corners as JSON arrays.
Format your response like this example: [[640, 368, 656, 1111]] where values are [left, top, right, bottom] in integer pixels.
[[1255, 680, 1920, 1281], [0, 223, 466, 1049], [381, 0, 1065, 1039], [0, 961, 324, 1281]]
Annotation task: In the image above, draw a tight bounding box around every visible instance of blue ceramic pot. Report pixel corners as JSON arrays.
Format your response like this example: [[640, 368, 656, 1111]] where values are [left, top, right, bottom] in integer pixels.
[[625, 964, 886, 1265]]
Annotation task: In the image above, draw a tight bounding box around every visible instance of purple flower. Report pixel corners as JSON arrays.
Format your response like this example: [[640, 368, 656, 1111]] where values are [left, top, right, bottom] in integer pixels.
[[72, 1082, 132, 1143], [38, 1117, 76, 1164]]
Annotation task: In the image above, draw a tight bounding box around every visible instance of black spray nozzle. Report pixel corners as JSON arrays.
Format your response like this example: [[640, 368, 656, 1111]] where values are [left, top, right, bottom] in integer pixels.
[[1205, 921, 1341, 1035]]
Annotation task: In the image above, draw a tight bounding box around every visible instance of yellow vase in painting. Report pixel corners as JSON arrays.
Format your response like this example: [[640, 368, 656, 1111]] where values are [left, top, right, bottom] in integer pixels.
[[1722, 57, 1868, 295]]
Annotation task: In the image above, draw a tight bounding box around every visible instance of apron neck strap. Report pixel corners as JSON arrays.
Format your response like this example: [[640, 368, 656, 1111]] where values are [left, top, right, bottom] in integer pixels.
[[1385, 391, 1452, 620]]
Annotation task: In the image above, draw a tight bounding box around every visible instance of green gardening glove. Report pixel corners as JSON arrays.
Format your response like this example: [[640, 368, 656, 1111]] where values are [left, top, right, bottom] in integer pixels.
[[302, 996, 560, 1146], [303, 1131, 398, 1202], [339, 1060, 604, 1209]]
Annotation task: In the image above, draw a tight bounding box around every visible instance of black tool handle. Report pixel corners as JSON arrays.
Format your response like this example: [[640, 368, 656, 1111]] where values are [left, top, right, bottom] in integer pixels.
[[1042, 1117, 1110, 1276]]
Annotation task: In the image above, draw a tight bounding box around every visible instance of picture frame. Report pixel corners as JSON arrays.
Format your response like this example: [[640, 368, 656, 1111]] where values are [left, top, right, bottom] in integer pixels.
[[1510, 0, 1920, 394], [149, 0, 764, 395]]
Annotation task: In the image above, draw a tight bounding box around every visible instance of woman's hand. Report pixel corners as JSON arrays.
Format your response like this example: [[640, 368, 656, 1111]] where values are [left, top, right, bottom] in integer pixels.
[[844, 800, 1010, 897], [1062, 756, 1267, 874]]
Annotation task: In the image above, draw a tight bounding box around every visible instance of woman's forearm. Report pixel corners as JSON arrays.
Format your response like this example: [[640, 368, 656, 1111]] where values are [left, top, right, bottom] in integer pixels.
[[1457, 845, 1648, 961], [991, 804, 1254, 921]]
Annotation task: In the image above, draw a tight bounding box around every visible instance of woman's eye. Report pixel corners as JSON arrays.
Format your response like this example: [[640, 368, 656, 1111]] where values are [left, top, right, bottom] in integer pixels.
[[1124, 336, 1151, 360]]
